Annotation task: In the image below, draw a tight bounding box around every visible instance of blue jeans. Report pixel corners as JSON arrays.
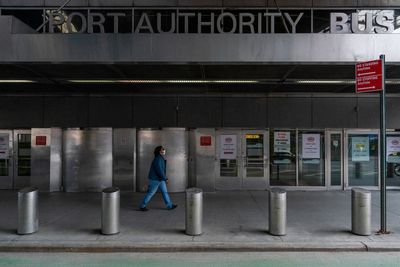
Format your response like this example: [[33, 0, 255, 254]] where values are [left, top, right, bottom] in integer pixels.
[[139, 179, 173, 209]]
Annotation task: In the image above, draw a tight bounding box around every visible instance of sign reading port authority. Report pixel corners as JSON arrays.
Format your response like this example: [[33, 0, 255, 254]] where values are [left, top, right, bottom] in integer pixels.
[[356, 59, 383, 93]]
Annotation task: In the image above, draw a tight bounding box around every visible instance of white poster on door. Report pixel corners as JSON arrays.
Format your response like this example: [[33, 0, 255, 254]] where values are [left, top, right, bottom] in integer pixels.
[[220, 135, 237, 159], [274, 132, 291, 153], [351, 137, 370, 162], [302, 134, 320, 159], [387, 136, 400, 163], [0, 133, 9, 159]]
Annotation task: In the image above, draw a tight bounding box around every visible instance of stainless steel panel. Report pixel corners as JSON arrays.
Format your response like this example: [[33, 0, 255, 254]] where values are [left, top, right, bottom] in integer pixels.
[[194, 129, 216, 192], [137, 128, 188, 193], [162, 128, 188, 192], [13, 130, 31, 189], [3, 21, 400, 63], [137, 129, 162, 192], [31, 128, 51, 191], [31, 128, 62, 192], [63, 128, 112, 192], [50, 128, 62, 192], [113, 128, 135, 191], [188, 129, 196, 188], [0, 130, 13, 189]]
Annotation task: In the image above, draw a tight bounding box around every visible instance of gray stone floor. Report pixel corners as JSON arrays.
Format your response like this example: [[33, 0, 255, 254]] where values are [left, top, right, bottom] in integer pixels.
[[0, 190, 400, 251]]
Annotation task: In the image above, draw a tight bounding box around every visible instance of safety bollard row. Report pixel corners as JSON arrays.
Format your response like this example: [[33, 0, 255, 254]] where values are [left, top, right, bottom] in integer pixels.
[[14, 187, 373, 237]]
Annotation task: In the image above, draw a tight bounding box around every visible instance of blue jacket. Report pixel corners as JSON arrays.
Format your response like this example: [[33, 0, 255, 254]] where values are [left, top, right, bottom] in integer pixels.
[[148, 154, 167, 181]]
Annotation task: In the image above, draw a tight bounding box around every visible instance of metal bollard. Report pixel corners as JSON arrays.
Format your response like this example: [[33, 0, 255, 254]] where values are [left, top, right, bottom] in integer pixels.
[[269, 188, 286, 236], [185, 188, 203, 236], [101, 187, 120, 235], [351, 188, 371, 236], [18, 187, 39, 235]]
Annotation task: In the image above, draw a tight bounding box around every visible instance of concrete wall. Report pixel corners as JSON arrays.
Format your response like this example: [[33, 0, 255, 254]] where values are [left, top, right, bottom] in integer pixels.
[[0, 94, 398, 129]]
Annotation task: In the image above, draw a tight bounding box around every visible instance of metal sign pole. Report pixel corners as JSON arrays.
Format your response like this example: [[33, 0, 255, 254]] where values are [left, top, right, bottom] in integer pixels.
[[379, 54, 387, 234]]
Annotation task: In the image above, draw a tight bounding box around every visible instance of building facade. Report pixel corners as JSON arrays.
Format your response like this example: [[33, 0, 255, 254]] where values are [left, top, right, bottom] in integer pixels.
[[0, 0, 399, 192]]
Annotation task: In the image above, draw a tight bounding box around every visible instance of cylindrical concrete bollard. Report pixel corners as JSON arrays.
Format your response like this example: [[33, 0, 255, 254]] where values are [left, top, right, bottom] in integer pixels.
[[18, 187, 39, 235], [269, 188, 286, 236], [101, 187, 120, 235], [352, 188, 371, 236], [185, 187, 203, 236]]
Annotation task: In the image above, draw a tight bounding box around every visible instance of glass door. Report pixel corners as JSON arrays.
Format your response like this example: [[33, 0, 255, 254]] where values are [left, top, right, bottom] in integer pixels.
[[386, 132, 400, 188], [298, 130, 325, 187], [270, 130, 297, 186], [327, 131, 343, 189], [345, 130, 379, 189], [242, 130, 268, 189], [216, 130, 242, 190], [13, 130, 31, 189], [0, 130, 13, 189]]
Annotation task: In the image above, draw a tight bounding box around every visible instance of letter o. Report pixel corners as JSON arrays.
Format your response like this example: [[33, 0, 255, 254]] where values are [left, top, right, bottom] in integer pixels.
[[67, 12, 87, 33], [217, 12, 237, 33]]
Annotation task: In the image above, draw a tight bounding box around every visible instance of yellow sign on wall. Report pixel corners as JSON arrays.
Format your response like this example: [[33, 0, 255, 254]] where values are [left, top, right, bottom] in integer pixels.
[[246, 134, 260, 139]]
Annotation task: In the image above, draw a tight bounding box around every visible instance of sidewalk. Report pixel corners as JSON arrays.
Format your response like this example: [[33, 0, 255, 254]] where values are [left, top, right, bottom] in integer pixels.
[[1, 190, 400, 252]]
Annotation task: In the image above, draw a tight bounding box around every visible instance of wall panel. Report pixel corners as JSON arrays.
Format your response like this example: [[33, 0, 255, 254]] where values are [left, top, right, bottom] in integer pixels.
[[268, 97, 311, 128], [178, 97, 221, 127], [222, 97, 267, 127], [313, 98, 357, 128]]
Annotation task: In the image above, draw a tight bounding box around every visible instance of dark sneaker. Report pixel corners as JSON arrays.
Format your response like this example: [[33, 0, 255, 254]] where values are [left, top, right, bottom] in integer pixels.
[[139, 207, 149, 212], [168, 204, 178, 210]]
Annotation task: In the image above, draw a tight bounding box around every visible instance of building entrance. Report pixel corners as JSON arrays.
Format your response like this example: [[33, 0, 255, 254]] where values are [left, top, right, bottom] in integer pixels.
[[345, 130, 379, 189], [0, 129, 31, 190], [216, 129, 268, 190]]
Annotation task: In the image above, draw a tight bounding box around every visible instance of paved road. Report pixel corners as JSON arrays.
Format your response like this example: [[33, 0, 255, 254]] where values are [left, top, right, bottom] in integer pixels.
[[1, 252, 399, 267]]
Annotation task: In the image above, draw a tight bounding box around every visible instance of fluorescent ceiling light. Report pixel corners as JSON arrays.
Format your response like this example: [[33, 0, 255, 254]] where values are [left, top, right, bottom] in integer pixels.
[[291, 80, 355, 84], [68, 80, 260, 83], [0, 80, 36, 83]]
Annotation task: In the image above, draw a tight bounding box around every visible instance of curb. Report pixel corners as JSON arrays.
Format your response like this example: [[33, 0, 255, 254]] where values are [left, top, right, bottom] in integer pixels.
[[0, 242, 376, 253]]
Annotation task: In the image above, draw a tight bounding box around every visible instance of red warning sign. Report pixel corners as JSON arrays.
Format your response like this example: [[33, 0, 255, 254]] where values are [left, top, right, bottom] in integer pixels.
[[356, 59, 383, 93]]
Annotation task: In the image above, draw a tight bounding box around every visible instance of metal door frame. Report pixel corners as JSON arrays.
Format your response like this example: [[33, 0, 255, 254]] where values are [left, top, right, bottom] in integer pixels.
[[385, 130, 400, 190], [326, 129, 344, 190], [296, 129, 327, 190], [13, 129, 32, 189], [269, 128, 298, 190], [0, 129, 13, 189], [241, 129, 269, 190], [215, 128, 242, 190], [344, 129, 380, 190]]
